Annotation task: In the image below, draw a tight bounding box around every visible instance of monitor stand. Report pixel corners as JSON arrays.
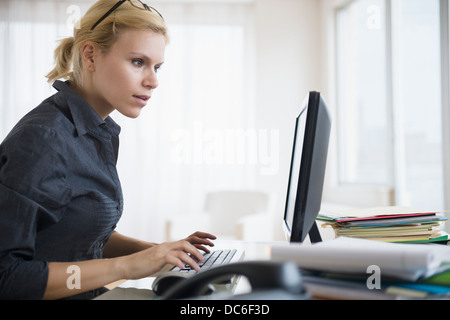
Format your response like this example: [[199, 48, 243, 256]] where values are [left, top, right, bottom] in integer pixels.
[[308, 221, 322, 243]]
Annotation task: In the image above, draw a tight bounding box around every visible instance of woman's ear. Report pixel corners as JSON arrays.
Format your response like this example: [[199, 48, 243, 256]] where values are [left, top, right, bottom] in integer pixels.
[[81, 42, 97, 72]]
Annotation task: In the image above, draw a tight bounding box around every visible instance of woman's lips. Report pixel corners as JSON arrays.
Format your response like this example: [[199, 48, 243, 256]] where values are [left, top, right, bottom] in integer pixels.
[[133, 95, 150, 106]]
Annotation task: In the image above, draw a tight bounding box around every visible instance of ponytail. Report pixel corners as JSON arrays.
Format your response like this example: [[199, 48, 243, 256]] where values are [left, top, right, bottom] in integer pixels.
[[46, 37, 75, 84]]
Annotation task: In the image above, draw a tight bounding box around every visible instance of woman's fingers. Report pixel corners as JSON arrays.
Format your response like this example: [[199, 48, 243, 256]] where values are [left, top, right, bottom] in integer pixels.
[[185, 231, 217, 251], [192, 244, 212, 254], [170, 240, 204, 270], [189, 231, 217, 241], [166, 251, 200, 271]]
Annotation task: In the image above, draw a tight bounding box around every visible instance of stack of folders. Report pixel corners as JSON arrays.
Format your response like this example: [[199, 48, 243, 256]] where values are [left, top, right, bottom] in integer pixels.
[[318, 206, 449, 244], [271, 237, 450, 300]]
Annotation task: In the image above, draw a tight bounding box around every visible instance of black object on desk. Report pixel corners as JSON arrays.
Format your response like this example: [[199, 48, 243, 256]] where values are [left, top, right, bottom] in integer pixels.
[[159, 261, 309, 300]]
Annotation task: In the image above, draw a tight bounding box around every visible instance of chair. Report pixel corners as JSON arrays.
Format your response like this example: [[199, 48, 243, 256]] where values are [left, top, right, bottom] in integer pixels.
[[165, 190, 273, 241]]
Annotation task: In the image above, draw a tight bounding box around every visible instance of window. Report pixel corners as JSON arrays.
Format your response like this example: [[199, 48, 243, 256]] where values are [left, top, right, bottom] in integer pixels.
[[336, 0, 390, 186], [391, 0, 443, 210], [333, 0, 446, 211]]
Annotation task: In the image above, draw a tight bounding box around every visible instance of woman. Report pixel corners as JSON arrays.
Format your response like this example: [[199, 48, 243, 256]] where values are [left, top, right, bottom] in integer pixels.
[[0, 0, 215, 300]]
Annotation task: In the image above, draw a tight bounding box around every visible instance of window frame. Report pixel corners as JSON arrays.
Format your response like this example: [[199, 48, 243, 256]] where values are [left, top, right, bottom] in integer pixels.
[[441, 0, 450, 231], [321, 0, 395, 208]]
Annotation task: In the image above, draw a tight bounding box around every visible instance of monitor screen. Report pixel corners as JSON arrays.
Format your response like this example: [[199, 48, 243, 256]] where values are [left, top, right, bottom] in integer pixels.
[[283, 92, 331, 243]]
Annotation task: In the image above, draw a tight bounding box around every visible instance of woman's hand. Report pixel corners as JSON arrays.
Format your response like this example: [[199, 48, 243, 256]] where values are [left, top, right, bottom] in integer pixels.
[[118, 232, 216, 280], [183, 231, 217, 253]]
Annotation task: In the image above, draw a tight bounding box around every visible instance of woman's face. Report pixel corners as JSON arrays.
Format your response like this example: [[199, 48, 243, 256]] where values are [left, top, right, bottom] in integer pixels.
[[90, 29, 166, 119]]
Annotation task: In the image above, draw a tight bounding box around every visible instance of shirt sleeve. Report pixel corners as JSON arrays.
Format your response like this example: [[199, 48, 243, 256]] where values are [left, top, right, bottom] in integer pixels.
[[0, 124, 72, 299]]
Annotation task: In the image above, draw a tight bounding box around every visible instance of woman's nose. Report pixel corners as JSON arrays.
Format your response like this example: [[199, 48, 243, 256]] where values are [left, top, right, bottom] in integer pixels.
[[143, 69, 158, 89]]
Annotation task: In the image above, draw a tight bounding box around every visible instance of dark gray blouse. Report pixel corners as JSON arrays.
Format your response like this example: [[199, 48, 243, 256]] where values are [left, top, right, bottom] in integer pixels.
[[0, 80, 123, 299]]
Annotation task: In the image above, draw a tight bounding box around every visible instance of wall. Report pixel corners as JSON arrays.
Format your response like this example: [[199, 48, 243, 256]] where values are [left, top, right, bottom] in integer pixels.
[[252, 0, 323, 240]]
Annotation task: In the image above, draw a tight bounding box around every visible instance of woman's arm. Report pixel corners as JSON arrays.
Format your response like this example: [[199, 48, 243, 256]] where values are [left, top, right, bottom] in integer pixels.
[[43, 258, 123, 300], [44, 239, 202, 300], [43, 232, 217, 300], [102, 232, 157, 258]]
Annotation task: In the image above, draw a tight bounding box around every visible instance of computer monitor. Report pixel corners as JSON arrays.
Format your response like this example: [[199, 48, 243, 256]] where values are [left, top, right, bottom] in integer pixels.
[[283, 92, 331, 243]]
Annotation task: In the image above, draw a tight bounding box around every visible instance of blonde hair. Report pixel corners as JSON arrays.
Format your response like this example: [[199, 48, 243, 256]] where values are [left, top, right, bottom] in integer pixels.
[[46, 0, 168, 87]]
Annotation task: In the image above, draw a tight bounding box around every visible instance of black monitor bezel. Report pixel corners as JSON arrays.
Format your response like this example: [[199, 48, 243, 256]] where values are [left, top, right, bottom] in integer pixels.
[[283, 91, 331, 243]]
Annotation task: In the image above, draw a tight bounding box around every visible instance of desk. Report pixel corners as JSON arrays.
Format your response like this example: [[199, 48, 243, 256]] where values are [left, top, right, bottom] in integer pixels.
[[95, 240, 282, 300], [96, 221, 337, 300], [96, 237, 450, 300]]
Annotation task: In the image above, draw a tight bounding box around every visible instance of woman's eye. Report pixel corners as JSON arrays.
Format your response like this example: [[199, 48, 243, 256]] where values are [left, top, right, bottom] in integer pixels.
[[132, 59, 144, 67]]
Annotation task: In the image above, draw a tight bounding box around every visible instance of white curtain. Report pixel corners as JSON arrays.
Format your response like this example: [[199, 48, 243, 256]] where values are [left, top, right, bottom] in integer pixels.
[[0, 0, 257, 242]]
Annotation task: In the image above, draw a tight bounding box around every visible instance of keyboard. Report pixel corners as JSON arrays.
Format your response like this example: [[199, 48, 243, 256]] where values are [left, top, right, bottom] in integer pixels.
[[171, 249, 238, 275]]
